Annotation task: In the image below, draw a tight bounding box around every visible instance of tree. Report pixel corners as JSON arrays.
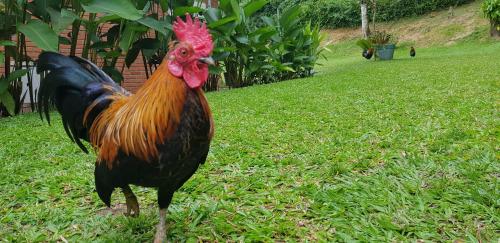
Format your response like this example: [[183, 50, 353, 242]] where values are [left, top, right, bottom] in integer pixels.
[[370, 0, 377, 33], [360, 0, 377, 38], [360, 0, 370, 38]]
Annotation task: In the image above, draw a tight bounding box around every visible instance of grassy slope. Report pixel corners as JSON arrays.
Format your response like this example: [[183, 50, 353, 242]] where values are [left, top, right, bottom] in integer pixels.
[[1, 42, 499, 241], [325, 0, 490, 47]]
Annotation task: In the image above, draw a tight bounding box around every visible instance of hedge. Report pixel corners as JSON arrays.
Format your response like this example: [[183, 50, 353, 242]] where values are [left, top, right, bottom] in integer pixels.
[[258, 0, 476, 29]]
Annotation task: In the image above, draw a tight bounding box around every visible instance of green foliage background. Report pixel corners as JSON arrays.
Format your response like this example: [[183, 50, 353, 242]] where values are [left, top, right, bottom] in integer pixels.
[[258, 0, 476, 29], [482, 0, 500, 21], [0, 0, 327, 116]]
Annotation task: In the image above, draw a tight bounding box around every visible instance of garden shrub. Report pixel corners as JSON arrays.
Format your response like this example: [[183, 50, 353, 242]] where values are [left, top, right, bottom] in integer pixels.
[[481, 0, 500, 36], [482, 0, 500, 22], [206, 1, 327, 88]]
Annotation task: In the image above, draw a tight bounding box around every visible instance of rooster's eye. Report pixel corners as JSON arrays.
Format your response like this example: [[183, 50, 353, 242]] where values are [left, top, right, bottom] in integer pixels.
[[179, 48, 188, 57]]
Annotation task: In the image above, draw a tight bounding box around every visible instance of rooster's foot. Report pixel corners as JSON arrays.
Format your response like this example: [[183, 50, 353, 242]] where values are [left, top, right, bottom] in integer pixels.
[[153, 208, 167, 243], [122, 185, 140, 217]]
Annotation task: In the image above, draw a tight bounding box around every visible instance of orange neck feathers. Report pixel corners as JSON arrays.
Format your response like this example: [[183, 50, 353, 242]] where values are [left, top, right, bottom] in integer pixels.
[[85, 60, 190, 166]]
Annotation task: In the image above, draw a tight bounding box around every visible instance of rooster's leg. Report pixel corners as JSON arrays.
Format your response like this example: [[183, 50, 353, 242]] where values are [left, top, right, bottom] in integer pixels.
[[154, 188, 173, 243], [122, 185, 140, 217], [154, 208, 167, 243]]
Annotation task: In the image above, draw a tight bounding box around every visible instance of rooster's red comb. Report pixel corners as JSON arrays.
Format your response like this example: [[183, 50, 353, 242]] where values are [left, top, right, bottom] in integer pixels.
[[173, 14, 213, 57]]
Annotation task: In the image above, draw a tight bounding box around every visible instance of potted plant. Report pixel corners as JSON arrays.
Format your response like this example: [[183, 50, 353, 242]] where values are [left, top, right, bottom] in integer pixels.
[[369, 31, 397, 60], [482, 0, 500, 37]]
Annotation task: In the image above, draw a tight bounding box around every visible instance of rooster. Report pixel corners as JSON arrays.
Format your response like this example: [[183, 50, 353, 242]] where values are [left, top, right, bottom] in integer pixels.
[[37, 15, 215, 242], [362, 48, 374, 60]]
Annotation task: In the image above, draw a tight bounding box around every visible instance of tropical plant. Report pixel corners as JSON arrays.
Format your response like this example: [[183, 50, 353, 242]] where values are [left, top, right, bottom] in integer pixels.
[[203, 0, 273, 88], [263, 6, 328, 80], [0, 69, 27, 116], [205, 0, 327, 88], [1, 0, 33, 116]]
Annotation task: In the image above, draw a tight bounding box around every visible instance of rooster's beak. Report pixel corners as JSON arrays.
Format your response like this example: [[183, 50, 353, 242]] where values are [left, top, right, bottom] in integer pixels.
[[199, 56, 215, 65]]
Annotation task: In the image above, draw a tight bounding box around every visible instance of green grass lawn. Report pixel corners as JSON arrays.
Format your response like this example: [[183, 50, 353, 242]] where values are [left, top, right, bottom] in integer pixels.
[[1, 41, 499, 242]]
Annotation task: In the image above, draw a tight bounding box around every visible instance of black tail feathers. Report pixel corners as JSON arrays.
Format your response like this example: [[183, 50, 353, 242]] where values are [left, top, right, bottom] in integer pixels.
[[37, 52, 128, 153]]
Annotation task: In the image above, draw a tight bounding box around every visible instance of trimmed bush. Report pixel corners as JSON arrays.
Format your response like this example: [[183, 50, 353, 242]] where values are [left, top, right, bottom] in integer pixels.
[[482, 0, 500, 37]]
